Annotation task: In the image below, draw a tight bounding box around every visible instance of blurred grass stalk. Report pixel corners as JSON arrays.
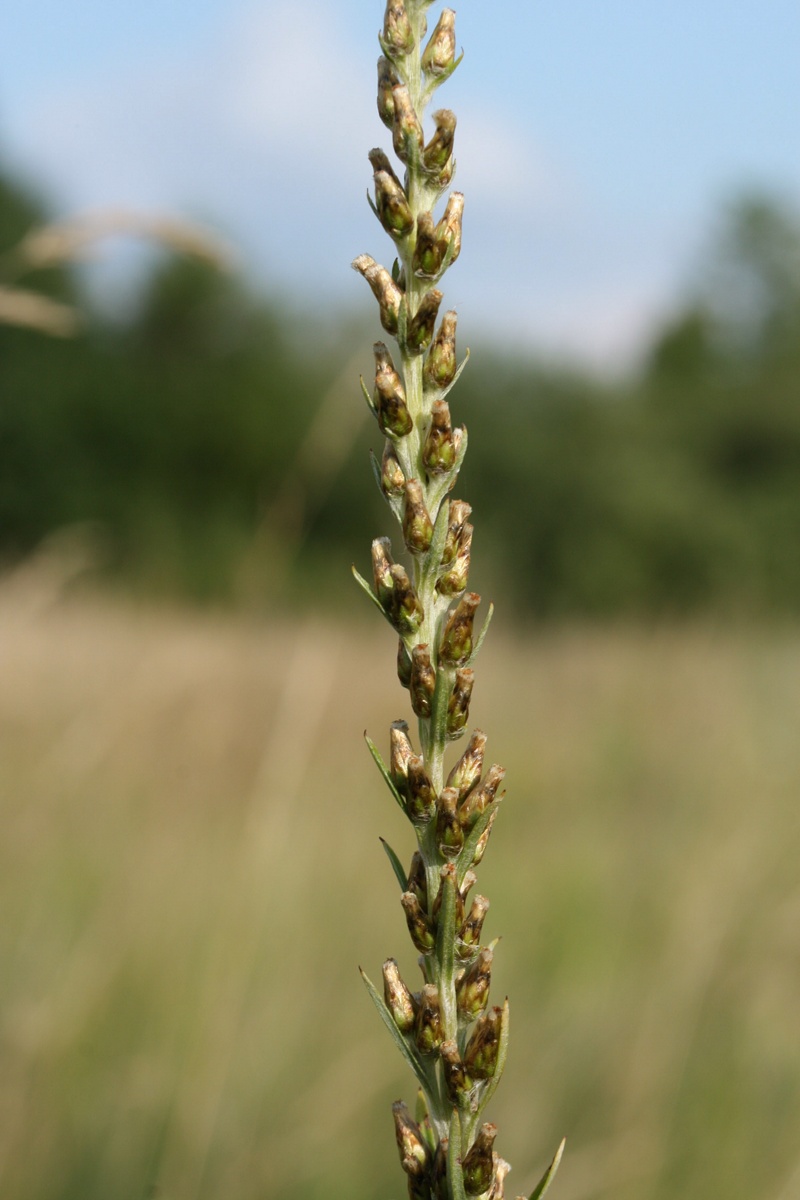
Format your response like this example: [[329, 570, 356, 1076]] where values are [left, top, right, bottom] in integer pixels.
[[350, 5, 562, 1199]]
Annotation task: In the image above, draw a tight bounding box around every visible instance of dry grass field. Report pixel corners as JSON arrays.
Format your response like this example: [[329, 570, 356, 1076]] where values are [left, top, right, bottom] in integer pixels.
[[1, 572, 800, 1200]]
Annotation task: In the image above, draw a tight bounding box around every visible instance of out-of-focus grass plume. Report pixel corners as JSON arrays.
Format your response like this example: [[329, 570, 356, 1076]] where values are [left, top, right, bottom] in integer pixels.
[[1, 580, 799, 1200]]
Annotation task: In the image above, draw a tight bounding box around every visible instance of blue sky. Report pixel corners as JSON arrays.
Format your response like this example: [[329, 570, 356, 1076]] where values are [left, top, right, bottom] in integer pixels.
[[1, 0, 798, 367]]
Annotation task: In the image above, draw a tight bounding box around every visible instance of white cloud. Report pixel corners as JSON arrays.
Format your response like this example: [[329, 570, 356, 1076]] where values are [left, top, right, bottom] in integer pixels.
[[3, 0, 680, 368]]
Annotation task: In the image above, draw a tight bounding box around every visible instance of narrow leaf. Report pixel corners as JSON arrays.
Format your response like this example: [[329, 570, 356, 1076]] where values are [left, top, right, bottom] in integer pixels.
[[380, 837, 409, 889], [457, 799, 501, 886], [468, 601, 495, 664], [359, 967, 430, 1092], [360, 374, 376, 414], [431, 489, 452, 565], [437, 347, 471, 404], [435, 868, 457, 1032], [528, 1138, 566, 1200], [369, 448, 383, 495], [478, 997, 510, 1115], [448, 1110, 468, 1200], [365, 733, 406, 811], [351, 565, 386, 617]]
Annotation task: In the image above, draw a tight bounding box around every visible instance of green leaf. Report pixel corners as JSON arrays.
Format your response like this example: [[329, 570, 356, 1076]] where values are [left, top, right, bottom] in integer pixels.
[[435, 867, 457, 1033], [365, 733, 406, 811], [380, 837, 409, 889], [369, 447, 383, 494], [430, 490, 451, 567], [528, 1138, 566, 1200], [351, 565, 386, 618], [447, 1110, 468, 1200], [457, 799, 501, 886], [359, 967, 431, 1092], [428, 662, 455, 768], [468, 601, 495, 664], [478, 997, 510, 1115], [360, 374, 376, 414]]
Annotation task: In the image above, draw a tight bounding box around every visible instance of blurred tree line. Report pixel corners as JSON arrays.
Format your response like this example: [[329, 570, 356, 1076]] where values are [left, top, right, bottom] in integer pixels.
[[1, 165, 799, 618]]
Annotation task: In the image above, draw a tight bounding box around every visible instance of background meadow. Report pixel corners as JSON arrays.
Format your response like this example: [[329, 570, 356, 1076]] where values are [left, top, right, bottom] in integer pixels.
[[2, 583, 800, 1200]]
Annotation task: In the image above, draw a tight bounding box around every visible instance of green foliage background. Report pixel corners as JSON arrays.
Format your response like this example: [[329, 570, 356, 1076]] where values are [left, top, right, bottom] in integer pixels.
[[2, 166, 800, 618]]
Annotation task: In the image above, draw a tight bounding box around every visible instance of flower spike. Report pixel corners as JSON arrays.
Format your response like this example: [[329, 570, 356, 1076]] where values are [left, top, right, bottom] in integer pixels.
[[353, 4, 561, 1197]]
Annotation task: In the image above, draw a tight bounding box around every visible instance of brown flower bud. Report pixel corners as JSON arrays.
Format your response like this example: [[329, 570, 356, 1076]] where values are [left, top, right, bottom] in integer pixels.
[[368, 146, 402, 189], [415, 983, 444, 1054], [407, 754, 437, 822], [397, 637, 412, 688], [462, 1124, 497, 1195], [425, 310, 458, 390], [402, 891, 435, 954], [382, 441, 406, 497], [390, 719, 414, 790], [456, 947, 493, 1019], [383, 1, 414, 55], [374, 169, 414, 238], [437, 523, 472, 597], [377, 57, 401, 128], [471, 809, 497, 868], [432, 861, 465, 928], [388, 563, 424, 633], [392, 1100, 430, 1178], [422, 399, 456, 476], [435, 191, 464, 266], [439, 592, 480, 666], [353, 254, 404, 335], [432, 1138, 449, 1199], [383, 958, 416, 1033], [491, 1157, 512, 1200], [440, 1038, 472, 1104], [459, 894, 490, 951], [441, 499, 472, 565], [463, 1006, 503, 1079], [403, 479, 434, 554], [410, 643, 436, 718], [447, 667, 474, 739], [372, 536, 395, 604], [392, 85, 424, 163], [413, 211, 443, 279], [459, 869, 478, 904], [435, 155, 455, 190], [421, 8, 456, 76], [406, 849, 428, 908], [435, 785, 464, 858], [374, 341, 413, 437], [460, 763, 506, 831], [423, 109, 456, 173], [407, 288, 443, 355]]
